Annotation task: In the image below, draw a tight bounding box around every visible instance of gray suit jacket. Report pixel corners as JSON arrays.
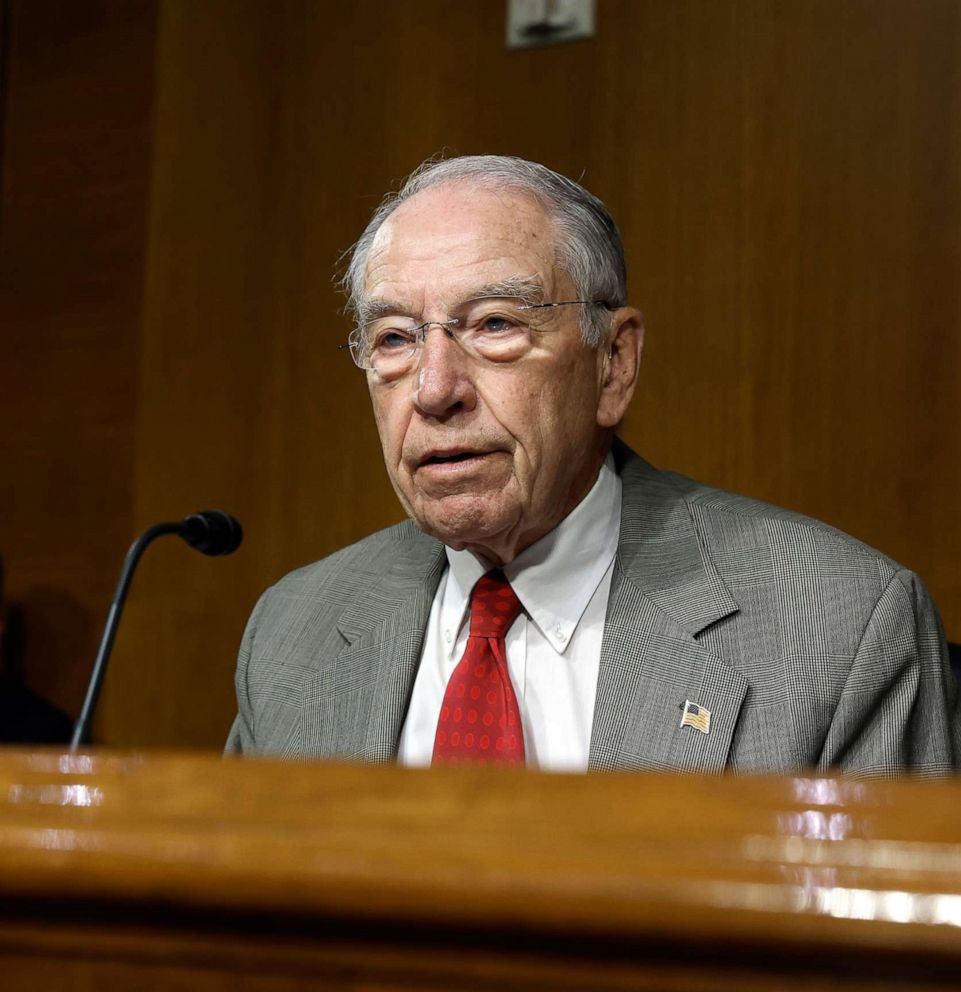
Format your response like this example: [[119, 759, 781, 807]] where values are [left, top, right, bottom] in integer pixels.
[[227, 443, 960, 774]]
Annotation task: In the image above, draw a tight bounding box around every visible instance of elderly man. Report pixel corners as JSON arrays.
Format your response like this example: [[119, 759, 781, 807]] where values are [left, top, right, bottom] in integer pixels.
[[227, 155, 959, 774]]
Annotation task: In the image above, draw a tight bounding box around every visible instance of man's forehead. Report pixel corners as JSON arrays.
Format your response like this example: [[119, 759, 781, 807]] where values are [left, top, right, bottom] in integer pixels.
[[386, 180, 550, 232], [362, 183, 563, 305]]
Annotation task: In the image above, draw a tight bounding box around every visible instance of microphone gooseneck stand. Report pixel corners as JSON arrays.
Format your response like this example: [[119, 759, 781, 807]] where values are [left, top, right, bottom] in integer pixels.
[[70, 511, 242, 752]]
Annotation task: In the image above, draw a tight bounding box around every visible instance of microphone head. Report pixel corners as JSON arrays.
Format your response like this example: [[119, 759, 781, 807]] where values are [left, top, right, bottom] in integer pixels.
[[180, 510, 243, 556]]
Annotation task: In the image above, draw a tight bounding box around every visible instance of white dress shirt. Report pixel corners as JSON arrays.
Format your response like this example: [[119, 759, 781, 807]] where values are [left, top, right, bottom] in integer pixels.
[[398, 456, 622, 772]]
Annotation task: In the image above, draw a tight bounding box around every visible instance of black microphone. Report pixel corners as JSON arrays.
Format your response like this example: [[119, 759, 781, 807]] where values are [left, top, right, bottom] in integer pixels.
[[180, 510, 243, 556], [69, 511, 243, 751]]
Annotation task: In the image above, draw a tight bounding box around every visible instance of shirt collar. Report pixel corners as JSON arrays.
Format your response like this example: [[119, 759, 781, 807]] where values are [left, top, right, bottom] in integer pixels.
[[441, 454, 622, 655]]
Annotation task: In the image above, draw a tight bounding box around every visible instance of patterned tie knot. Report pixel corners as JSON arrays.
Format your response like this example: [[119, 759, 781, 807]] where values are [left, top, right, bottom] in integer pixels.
[[469, 570, 522, 639]]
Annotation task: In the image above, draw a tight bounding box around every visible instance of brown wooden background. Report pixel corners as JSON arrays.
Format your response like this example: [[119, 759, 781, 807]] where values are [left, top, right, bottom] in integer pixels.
[[1, 0, 958, 748]]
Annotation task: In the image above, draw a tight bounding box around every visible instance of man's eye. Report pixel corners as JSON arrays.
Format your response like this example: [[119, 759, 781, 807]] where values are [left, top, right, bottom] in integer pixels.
[[477, 314, 521, 335], [373, 328, 416, 351]]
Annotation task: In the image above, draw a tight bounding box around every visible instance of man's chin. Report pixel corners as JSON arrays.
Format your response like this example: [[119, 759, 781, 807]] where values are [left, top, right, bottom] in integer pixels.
[[408, 493, 519, 554]]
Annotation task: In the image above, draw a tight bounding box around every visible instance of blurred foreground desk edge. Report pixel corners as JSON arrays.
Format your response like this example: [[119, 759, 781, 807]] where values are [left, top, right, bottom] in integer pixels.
[[0, 749, 960, 991]]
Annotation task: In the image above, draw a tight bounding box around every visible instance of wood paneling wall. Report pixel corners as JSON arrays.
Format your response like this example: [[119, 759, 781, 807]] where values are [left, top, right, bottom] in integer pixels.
[[1, 0, 958, 747], [0, 0, 157, 721]]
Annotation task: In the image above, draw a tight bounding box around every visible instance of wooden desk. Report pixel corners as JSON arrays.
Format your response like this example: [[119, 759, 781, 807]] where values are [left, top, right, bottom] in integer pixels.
[[1, 749, 960, 989]]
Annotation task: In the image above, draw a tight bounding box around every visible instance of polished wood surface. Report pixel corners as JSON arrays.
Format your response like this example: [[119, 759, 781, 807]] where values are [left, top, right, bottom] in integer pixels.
[[1, 1, 958, 747], [1, 750, 961, 990]]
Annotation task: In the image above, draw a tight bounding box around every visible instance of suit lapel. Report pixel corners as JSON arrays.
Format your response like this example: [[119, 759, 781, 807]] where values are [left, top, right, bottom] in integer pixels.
[[302, 527, 446, 762], [589, 445, 748, 772]]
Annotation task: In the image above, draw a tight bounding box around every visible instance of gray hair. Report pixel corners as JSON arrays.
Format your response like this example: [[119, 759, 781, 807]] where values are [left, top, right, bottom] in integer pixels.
[[341, 155, 628, 347]]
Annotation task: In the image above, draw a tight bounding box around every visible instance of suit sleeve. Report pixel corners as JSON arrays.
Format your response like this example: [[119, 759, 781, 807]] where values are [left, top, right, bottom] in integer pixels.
[[224, 590, 270, 755], [818, 569, 961, 776]]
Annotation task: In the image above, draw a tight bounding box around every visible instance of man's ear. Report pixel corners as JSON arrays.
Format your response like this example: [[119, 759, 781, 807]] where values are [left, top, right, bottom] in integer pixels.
[[596, 307, 645, 429]]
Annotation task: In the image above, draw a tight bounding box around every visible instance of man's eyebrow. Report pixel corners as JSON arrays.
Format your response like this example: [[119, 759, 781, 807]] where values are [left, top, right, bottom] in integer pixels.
[[357, 277, 546, 324], [356, 298, 414, 324], [465, 277, 545, 305]]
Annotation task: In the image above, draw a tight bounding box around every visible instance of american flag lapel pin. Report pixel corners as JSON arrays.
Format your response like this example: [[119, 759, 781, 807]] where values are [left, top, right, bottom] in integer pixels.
[[680, 699, 711, 735]]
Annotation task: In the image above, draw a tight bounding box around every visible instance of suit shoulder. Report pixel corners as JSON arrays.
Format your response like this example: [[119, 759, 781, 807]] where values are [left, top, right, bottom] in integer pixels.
[[616, 444, 902, 582], [661, 468, 903, 584], [268, 519, 440, 596]]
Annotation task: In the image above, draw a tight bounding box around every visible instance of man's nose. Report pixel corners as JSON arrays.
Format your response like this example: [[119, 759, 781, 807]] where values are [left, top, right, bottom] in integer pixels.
[[412, 324, 476, 417]]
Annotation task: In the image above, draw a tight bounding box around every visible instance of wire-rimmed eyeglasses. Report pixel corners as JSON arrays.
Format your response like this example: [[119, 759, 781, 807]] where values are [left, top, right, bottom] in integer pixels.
[[341, 297, 610, 380]]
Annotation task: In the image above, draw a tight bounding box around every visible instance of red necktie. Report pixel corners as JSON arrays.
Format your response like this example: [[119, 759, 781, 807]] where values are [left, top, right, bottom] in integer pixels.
[[432, 570, 525, 766]]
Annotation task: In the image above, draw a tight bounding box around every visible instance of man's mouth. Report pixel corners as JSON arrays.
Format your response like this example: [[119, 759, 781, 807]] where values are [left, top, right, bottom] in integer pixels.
[[417, 449, 493, 469], [424, 451, 481, 465]]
